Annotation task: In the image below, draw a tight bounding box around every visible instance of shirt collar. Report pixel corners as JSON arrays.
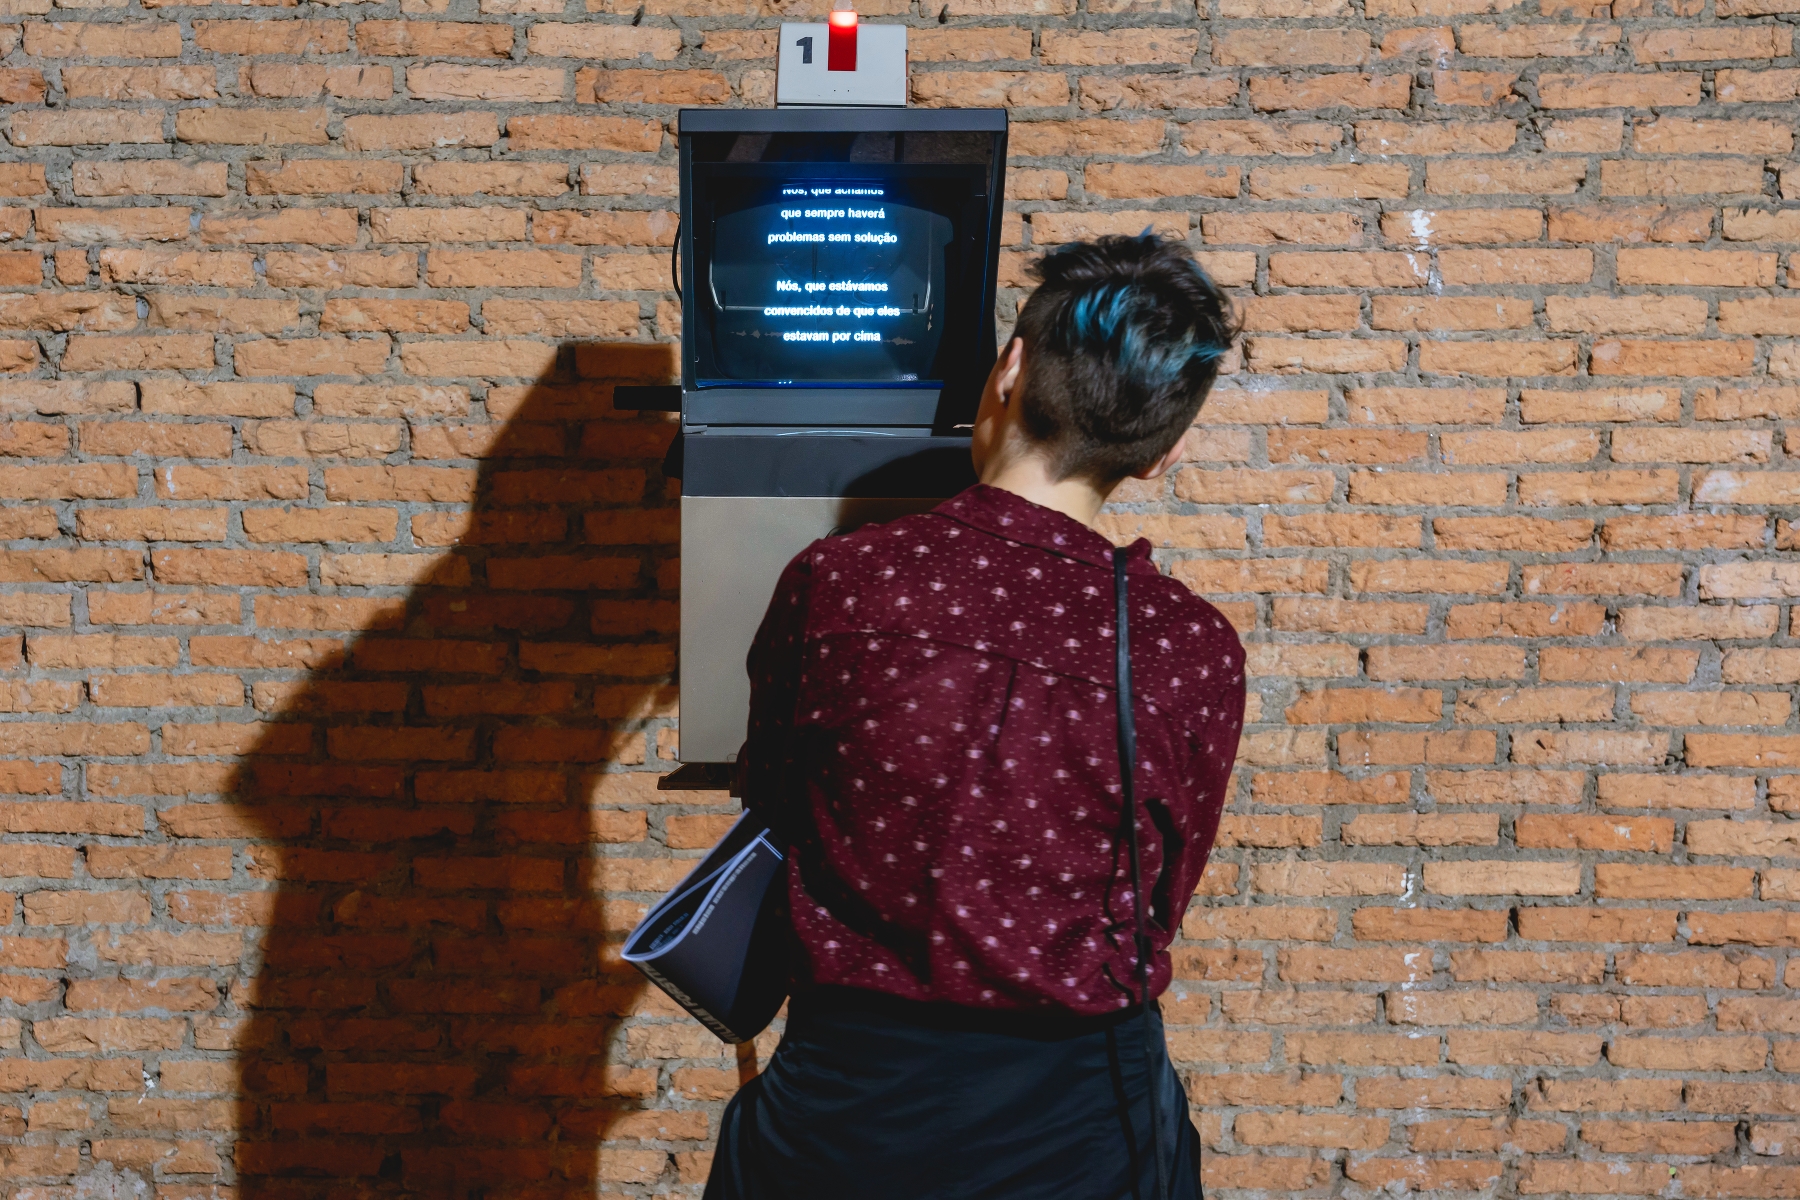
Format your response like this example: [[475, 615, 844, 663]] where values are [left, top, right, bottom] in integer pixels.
[[935, 484, 1154, 572]]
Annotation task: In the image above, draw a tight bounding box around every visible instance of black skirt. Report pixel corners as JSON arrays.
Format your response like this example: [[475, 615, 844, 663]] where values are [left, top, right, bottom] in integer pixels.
[[704, 987, 1202, 1200]]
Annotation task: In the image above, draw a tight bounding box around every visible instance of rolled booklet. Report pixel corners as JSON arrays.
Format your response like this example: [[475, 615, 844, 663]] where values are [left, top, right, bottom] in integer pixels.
[[622, 813, 791, 1044]]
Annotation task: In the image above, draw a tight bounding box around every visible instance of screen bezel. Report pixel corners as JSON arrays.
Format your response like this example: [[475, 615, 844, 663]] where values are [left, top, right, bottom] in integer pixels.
[[677, 109, 1007, 432]]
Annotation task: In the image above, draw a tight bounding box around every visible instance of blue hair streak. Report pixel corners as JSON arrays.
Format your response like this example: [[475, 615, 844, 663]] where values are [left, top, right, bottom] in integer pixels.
[[1057, 279, 1227, 407]]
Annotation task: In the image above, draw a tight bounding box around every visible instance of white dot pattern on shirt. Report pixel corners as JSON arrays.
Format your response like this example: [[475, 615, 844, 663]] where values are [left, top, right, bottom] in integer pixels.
[[743, 485, 1245, 1016]]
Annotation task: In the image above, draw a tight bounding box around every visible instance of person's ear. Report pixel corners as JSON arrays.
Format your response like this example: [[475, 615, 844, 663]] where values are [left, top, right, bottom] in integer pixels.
[[993, 337, 1024, 406], [1132, 430, 1190, 481]]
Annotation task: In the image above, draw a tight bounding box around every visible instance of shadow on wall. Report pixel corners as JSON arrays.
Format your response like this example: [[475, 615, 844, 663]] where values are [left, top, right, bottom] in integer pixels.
[[220, 343, 700, 1200]]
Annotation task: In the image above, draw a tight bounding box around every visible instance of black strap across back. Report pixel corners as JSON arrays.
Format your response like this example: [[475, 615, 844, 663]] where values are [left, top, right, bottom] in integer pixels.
[[1114, 548, 1172, 1200]]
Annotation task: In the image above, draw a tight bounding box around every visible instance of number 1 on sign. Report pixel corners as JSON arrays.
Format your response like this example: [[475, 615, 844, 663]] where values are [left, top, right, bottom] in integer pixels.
[[794, 35, 813, 64]]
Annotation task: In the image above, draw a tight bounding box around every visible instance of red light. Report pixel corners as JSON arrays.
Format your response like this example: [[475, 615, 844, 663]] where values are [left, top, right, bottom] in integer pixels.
[[827, 7, 857, 70]]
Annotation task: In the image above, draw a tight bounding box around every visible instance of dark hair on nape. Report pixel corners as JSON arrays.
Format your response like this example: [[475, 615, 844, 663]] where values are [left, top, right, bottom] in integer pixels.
[[1013, 233, 1239, 485]]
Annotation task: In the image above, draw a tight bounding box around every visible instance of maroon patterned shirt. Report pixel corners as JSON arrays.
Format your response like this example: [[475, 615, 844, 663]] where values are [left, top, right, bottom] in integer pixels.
[[739, 484, 1245, 1016]]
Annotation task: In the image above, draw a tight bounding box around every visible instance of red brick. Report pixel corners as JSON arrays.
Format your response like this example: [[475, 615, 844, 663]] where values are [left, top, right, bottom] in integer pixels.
[[1539, 72, 1701, 107], [1411, 1118, 1564, 1154], [1717, 67, 1800, 101], [11, 110, 163, 146], [1547, 203, 1711, 243], [1235, 1112, 1389, 1149], [0, 549, 142, 584], [507, 115, 661, 152], [1038, 27, 1196, 65], [1375, 208, 1533, 244], [1246, 339, 1405, 375], [1442, 430, 1599, 466], [1526, 564, 1677, 597], [1349, 559, 1510, 594], [916, 74, 1056, 116], [1249, 73, 1410, 111], [1389, 993, 1533, 1029], [1425, 861, 1580, 895], [1635, 689, 1787, 726], [1435, 516, 1593, 551], [1517, 815, 1673, 852], [176, 109, 330, 146], [341, 113, 498, 152], [1519, 1161, 1670, 1194], [1603, 158, 1766, 196], [1347, 818, 1497, 858], [1362, 119, 1514, 158], [1372, 296, 1532, 331], [200, 208, 359, 246], [525, 23, 680, 59], [1530, 1079, 1683, 1113], [908, 27, 1029, 63], [1207, 210, 1358, 249], [417, 162, 569, 196], [356, 20, 509, 56], [1082, 73, 1238, 112], [1204, 1156, 1331, 1191], [1632, 26, 1791, 61], [1348, 1159, 1502, 1191], [63, 335, 209, 372], [1009, 119, 1164, 157], [1597, 864, 1755, 900], [1433, 70, 1517, 106], [1428, 157, 1584, 195], [1638, 117, 1791, 155]]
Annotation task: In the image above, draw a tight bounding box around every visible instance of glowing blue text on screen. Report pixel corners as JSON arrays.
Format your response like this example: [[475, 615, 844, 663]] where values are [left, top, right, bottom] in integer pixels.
[[750, 188, 907, 346], [701, 175, 953, 380], [773, 280, 888, 293], [782, 330, 882, 343], [767, 231, 899, 245]]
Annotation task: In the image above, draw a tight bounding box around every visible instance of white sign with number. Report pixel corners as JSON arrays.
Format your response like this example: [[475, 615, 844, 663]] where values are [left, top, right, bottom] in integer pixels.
[[775, 22, 907, 107]]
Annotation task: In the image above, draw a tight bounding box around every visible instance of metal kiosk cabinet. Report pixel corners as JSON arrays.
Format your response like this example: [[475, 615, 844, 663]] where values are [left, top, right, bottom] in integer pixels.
[[664, 107, 1009, 780]]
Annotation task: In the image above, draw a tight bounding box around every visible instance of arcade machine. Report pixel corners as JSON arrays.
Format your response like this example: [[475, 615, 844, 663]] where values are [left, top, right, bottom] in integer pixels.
[[632, 13, 1008, 786]]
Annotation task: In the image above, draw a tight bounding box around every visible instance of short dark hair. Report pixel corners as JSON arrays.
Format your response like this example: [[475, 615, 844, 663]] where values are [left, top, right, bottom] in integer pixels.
[[1013, 234, 1238, 485]]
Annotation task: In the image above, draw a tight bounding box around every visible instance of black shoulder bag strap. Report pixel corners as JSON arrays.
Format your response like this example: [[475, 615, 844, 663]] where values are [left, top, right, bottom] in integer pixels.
[[1115, 548, 1170, 1200]]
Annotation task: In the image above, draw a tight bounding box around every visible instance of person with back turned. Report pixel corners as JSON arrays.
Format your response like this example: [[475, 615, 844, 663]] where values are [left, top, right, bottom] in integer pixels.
[[706, 234, 1246, 1200]]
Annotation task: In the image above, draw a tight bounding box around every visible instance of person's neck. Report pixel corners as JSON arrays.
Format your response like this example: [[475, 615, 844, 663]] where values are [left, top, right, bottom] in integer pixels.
[[979, 452, 1110, 529]]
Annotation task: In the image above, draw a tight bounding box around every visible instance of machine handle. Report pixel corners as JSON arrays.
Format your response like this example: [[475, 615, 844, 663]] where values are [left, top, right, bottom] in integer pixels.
[[615, 385, 683, 412]]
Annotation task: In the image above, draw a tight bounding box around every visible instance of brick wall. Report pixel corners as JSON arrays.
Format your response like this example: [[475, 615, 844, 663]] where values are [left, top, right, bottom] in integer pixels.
[[0, 0, 1795, 1193]]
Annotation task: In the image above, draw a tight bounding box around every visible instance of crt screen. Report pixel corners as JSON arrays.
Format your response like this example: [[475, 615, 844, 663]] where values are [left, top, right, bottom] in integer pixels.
[[690, 165, 988, 387]]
